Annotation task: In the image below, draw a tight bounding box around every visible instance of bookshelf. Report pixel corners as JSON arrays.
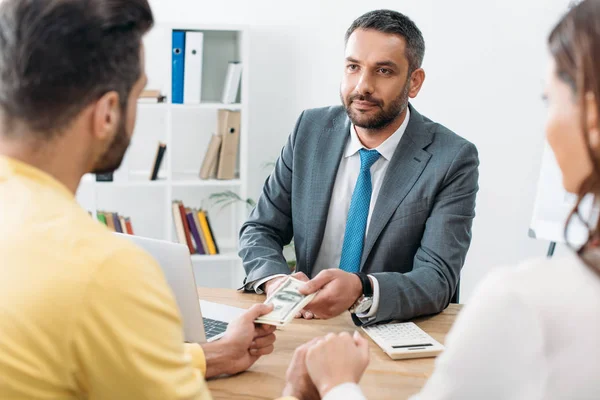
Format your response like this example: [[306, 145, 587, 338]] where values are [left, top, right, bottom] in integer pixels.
[[75, 23, 250, 289]]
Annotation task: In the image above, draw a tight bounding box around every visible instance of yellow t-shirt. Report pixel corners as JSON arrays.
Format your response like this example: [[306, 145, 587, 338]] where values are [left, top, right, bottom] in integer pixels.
[[0, 156, 212, 399]]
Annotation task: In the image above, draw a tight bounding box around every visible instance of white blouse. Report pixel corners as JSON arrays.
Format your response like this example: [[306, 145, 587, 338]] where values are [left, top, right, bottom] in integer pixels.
[[324, 251, 600, 400]]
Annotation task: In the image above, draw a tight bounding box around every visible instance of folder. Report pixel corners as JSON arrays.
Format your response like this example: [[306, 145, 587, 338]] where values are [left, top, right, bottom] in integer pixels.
[[216, 110, 241, 180], [199, 134, 222, 179], [172, 30, 186, 104], [150, 142, 166, 180], [183, 31, 203, 104], [221, 61, 242, 104]]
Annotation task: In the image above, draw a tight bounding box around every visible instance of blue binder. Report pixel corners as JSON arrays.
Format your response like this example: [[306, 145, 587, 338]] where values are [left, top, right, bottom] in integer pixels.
[[172, 30, 185, 104]]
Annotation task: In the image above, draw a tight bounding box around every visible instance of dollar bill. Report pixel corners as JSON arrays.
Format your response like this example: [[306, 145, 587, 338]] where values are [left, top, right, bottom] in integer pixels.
[[255, 276, 317, 327]]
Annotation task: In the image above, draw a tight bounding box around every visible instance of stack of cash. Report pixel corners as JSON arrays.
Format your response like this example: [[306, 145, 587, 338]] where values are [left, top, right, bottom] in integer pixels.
[[255, 276, 317, 327]]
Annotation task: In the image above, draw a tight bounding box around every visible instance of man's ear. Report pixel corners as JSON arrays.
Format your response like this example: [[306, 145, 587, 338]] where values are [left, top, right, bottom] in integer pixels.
[[408, 68, 426, 99], [92, 91, 120, 144]]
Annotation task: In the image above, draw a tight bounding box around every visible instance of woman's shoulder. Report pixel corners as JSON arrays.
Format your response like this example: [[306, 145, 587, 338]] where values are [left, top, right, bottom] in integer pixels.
[[472, 250, 600, 312]]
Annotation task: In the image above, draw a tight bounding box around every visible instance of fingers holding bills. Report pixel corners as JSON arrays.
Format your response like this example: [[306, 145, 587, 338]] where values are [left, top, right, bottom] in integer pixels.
[[255, 276, 318, 327]]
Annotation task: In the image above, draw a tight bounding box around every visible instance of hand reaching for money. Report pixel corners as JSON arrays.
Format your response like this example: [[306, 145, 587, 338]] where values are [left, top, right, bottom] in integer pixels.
[[305, 331, 370, 398], [204, 304, 277, 377], [264, 272, 319, 320], [256, 276, 318, 327]]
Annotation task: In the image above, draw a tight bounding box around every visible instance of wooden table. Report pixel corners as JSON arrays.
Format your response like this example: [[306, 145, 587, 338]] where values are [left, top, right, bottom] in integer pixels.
[[199, 288, 462, 400]]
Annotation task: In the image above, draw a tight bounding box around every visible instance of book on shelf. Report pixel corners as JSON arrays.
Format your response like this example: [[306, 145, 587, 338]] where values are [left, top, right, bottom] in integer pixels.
[[199, 210, 219, 254], [186, 208, 205, 254], [95, 211, 135, 234], [176, 200, 195, 254], [171, 200, 220, 255], [192, 209, 210, 255], [221, 61, 242, 104], [150, 142, 167, 180], [138, 89, 167, 103]]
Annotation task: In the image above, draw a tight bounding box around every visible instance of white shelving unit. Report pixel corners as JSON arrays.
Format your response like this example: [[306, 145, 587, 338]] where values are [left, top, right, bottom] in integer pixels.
[[76, 23, 250, 289]]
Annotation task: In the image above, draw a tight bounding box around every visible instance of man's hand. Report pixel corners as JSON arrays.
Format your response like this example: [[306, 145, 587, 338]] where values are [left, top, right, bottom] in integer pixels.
[[298, 270, 363, 320], [203, 303, 277, 378], [306, 331, 370, 398], [282, 338, 320, 400]]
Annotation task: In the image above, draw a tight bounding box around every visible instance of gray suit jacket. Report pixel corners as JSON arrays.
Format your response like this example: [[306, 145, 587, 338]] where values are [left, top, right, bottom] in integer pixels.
[[239, 104, 479, 325]]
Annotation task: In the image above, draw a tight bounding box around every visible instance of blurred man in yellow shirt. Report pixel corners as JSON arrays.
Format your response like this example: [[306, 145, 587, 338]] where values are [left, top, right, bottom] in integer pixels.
[[0, 0, 279, 398]]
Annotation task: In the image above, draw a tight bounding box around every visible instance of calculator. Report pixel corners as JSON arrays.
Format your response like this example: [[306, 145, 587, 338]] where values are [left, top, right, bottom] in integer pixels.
[[362, 322, 445, 360]]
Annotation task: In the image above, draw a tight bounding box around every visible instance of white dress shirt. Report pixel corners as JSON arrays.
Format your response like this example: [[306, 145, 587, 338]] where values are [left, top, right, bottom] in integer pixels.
[[323, 250, 600, 399], [250, 108, 410, 321]]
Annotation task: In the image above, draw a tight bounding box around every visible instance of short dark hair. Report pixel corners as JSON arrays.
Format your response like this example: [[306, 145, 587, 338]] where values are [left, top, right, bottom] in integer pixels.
[[345, 9, 425, 73], [0, 0, 154, 138]]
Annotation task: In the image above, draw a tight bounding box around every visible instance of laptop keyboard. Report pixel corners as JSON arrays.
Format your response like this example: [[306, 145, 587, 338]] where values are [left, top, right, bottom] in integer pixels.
[[203, 317, 228, 340]]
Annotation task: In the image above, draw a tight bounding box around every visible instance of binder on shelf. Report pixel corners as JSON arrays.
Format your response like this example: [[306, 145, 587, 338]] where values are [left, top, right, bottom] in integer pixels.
[[216, 110, 241, 180], [150, 142, 167, 180], [172, 30, 186, 104], [183, 31, 203, 104], [221, 61, 242, 104], [199, 134, 222, 180]]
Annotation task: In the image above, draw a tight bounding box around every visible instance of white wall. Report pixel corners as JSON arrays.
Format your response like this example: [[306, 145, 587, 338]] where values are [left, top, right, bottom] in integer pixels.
[[148, 0, 573, 302]]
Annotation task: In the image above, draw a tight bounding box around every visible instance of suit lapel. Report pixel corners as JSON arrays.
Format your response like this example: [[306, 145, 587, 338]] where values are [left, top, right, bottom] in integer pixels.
[[305, 113, 350, 272], [360, 105, 433, 268]]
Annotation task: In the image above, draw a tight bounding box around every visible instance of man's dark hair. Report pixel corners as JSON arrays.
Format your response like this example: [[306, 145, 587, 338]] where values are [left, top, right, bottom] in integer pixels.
[[345, 9, 425, 73], [0, 0, 154, 138]]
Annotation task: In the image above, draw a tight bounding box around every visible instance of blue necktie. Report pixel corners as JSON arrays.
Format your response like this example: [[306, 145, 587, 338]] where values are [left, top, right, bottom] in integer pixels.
[[339, 149, 381, 273]]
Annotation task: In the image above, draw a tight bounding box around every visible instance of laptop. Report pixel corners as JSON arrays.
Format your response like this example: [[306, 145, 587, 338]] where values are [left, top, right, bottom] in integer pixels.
[[114, 233, 246, 343]]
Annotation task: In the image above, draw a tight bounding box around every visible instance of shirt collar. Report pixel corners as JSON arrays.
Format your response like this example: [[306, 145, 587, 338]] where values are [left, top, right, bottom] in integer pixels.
[[345, 106, 411, 161]]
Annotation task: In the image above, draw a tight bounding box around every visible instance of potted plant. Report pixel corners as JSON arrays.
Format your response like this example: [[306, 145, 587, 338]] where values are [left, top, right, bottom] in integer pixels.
[[208, 189, 297, 271]]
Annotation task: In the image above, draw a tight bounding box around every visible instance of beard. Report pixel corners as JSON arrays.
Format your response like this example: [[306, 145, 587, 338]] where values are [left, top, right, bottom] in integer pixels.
[[91, 111, 131, 175], [342, 78, 410, 130]]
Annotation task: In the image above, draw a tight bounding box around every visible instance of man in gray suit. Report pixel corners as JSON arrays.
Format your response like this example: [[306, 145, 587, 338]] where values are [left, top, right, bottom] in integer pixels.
[[239, 9, 479, 326]]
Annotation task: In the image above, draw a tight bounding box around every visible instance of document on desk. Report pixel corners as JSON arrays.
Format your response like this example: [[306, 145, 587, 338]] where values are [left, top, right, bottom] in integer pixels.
[[255, 276, 317, 327]]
